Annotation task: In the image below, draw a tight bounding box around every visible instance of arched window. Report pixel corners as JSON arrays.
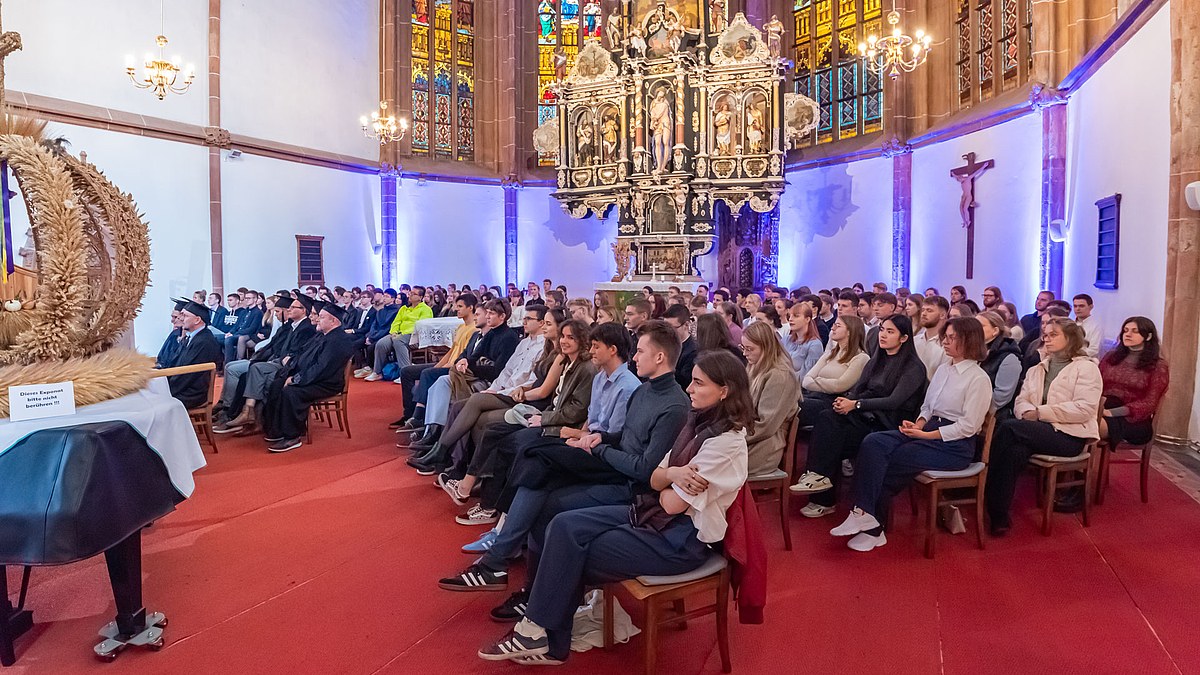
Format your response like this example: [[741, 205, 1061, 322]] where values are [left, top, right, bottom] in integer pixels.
[[956, 0, 1032, 106], [411, 0, 475, 161], [793, 0, 883, 144]]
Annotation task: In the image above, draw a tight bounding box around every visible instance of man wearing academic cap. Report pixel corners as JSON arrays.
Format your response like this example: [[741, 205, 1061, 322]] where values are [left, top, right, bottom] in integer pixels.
[[156, 298, 188, 368], [163, 299, 223, 409], [260, 301, 355, 452], [215, 294, 317, 434]]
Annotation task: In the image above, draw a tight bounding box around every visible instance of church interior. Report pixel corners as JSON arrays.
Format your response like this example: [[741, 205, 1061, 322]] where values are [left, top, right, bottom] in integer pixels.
[[1, 0, 1199, 672]]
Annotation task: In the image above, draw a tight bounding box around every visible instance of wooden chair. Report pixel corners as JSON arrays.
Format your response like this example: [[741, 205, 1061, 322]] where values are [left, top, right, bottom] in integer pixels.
[[307, 361, 354, 444], [909, 412, 995, 558], [1095, 434, 1153, 505], [790, 423, 813, 483], [603, 552, 731, 675], [153, 362, 218, 453], [1027, 398, 1103, 535], [748, 414, 799, 550]]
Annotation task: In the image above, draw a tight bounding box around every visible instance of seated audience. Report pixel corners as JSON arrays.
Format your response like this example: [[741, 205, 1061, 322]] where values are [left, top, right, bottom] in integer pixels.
[[790, 315, 926, 518], [1000, 301, 1023, 342], [695, 313, 745, 363], [1073, 293, 1104, 358], [1019, 290, 1055, 336], [830, 318, 992, 551], [865, 292, 897, 356], [260, 302, 356, 453], [741, 321, 799, 476], [475, 349, 749, 666], [949, 303, 975, 319], [801, 314, 869, 424], [782, 302, 823, 381], [715, 300, 743, 344], [157, 300, 186, 368], [224, 290, 263, 364], [797, 294, 830, 345], [368, 285, 432, 378], [163, 299, 222, 409], [662, 304, 697, 389], [595, 304, 617, 324], [984, 318, 1102, 534], [1099, 317, 1169, 449], [356, 289, 400, 379], [982, 286, 1004, 310], [567, 298, 593, 323], [950, 285, 967, 305], [392, 293, 479, 428], [977, 311, 1022, 417]]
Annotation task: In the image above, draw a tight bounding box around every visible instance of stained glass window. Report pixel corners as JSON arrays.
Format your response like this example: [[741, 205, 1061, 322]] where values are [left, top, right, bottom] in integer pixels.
[[534, 0, 583, 166], [957, 0, 1032, 106], [793, 0, 881, 144], [410, 0, 475, 161], [976, 0, 994, 97], [956, 0, 970, 103]]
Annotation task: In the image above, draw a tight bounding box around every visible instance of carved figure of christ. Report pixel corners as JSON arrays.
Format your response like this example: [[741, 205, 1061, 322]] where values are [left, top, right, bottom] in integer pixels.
[[950, 152, 994, 279]]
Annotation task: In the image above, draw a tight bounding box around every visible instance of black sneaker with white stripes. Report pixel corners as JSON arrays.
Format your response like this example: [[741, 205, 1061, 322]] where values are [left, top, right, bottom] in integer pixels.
[[438, 563, 507, 591], [490, 589, 529, 622], [477, 618, 549, 661]]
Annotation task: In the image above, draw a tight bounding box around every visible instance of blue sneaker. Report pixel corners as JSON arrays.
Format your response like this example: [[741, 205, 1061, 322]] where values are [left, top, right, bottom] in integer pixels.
[[462, 528, 499, 553]]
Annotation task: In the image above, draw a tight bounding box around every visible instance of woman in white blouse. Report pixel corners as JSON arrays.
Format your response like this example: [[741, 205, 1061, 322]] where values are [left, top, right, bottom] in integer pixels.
[[478, 350, 752, 665], [782, 302, 824, 381], [830, 317, 993, 552], [801, 314, 869, 424]]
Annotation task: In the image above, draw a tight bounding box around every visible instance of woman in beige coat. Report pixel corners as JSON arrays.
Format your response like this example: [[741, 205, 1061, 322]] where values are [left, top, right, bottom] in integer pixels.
[[740, 321, 800, 476], [984, 318, 1102, 534]]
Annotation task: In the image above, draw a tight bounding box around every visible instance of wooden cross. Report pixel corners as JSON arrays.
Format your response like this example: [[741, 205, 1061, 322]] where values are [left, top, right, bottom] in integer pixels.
[[950, 152, 994, 279], [0, 1, 23, 117]]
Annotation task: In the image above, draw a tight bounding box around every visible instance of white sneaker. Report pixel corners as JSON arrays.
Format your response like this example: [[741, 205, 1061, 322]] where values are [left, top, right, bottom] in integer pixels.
[[841, 459, 855, 477], [456, 505, 499, 526], [830, 508, 881, 536], [354, 367, 371, 379], [800, 502, 836, 518], [363, 372, 382, 382], [847, 531, 887, 552], [789, 471, 833, 494]]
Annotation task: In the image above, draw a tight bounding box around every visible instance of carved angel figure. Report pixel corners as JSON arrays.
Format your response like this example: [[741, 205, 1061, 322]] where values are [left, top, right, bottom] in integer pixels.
[[763, 15, 784, 57]]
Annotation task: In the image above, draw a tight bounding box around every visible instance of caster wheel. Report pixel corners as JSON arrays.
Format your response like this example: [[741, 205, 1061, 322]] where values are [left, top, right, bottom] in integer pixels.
[[147, 638, 165, 651], [156, 617, 168, 628], [95, 653, 118, 663]]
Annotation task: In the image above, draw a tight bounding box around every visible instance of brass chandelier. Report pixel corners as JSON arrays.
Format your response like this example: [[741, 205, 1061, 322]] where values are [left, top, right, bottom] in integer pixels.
[[125, 2, 194, 100], [859, 9, 932, 78], [361, 101, 408, 144]]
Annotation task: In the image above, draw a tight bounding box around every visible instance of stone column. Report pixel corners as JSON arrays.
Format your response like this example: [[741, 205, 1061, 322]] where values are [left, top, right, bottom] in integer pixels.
[[207, 0, 224, 297], [1032, 85, 1067, 297], [503, 176, 520, 287], [1157, 0, 1200, 441], [381, 169, 398, 288], [885, 141, 913, 291]]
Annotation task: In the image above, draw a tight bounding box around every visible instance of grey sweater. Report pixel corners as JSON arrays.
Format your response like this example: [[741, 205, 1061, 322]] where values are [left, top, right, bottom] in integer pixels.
[[593, 372, 691, 491]]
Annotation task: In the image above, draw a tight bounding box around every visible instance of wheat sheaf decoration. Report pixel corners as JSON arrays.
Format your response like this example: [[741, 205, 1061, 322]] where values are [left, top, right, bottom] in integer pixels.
[[0, 127, 155, 417]]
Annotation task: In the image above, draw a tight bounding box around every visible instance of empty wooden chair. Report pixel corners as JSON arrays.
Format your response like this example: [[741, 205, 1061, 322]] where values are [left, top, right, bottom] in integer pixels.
[[603, 551, 731, 675], [910, 412, 995, 558], [1095, 435, 1153, 505], [748, 414, 798, 550]]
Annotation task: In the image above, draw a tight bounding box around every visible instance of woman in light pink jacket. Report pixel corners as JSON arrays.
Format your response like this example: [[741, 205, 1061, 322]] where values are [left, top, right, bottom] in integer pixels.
[[984, 318, 1102, 535]]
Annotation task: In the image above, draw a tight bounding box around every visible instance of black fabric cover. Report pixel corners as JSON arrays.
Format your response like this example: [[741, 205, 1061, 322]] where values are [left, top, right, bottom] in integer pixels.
[[0, 421, 183, 565]]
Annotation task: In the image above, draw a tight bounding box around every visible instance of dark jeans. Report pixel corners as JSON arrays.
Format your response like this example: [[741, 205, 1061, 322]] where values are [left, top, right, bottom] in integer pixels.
[[399, 364, 437, 418], [1106, 415, 1154, 448], [799, 393, 835, 427], [984, 418, 1088, 528], [805, 408, 882, 507], [525, 505, 708, 661], [853, 419, 974, 524]]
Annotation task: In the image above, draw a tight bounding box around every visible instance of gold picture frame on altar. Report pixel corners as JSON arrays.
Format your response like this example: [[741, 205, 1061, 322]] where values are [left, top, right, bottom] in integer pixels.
[[639, 244, 692, 276]]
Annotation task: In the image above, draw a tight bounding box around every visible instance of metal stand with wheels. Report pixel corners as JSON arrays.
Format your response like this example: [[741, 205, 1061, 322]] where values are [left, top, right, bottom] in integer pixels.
[[0, 567, 32, 667], [91, 532, 168, 662]]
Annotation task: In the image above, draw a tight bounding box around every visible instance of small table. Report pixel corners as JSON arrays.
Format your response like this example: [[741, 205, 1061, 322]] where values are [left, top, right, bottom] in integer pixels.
[[412, 316, 463, 349]]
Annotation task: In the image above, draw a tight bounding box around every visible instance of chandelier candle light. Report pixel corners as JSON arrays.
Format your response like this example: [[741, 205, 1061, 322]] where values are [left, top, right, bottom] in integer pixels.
[[125, 2, 194, 100], [859, 9, 932, 78], [361, 101, 408, 144]]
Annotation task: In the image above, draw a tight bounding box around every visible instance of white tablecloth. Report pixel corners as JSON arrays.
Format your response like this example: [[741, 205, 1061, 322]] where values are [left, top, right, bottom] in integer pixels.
[[0, 378, 206, 497], [412, 316, 463, 348]]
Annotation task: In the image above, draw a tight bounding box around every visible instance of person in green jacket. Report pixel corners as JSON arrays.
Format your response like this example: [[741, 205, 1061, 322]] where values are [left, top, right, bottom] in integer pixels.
[[369, 286, 433, 377]]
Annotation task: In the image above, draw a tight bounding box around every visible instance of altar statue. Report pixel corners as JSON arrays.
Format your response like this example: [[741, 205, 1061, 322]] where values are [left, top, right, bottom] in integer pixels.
[[576, 121, 596, 166], [714, 98, 734, 155], [606, 7, 623, 50], [763, 15, 784, 57], [628, 26, 647, 58], [710, 0, 728, 32], [746, 105, 766, 154], [649, 89, 673, 172], [601, 113, 620, 163]]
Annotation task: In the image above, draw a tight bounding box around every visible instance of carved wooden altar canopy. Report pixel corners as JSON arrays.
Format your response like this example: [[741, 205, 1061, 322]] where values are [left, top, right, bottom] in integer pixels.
[[535, 1, 818, 281]]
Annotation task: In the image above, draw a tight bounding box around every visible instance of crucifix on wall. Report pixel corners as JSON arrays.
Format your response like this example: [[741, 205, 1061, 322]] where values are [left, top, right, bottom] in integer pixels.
[[950, 152, 994, 279]]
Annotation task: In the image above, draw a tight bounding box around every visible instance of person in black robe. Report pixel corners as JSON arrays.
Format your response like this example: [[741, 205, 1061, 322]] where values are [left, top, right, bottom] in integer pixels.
[[165, 300, 223, 409], [260, 302, 356, 452], [155, 299, 188, 368]]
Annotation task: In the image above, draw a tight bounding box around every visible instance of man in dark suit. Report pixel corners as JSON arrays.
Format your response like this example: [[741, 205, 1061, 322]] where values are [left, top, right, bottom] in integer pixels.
[[662, 304, 696, 389], [156, 299, 187, 368], [164, 300, 223, 409], [260, 301, 356, 452], [345, 294, 375, 370], [217, 295, 317, 434]]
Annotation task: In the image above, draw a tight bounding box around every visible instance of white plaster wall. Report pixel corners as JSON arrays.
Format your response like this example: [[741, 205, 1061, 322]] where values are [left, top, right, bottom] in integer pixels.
[[5, 0, 208, 126], [516, 188, 614, 296], [222, 0, 379, 157], [1064, 5, 1169, 352], [911, 113, 1043, 314], [396, 180, 505, 288], [4, 122, 211, 355], [777, 155, 894, 290], [220, 155, 382, 296]]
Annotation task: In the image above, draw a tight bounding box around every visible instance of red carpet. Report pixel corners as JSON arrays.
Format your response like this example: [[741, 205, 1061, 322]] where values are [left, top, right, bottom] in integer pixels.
[[5, 379, 1196, 675]]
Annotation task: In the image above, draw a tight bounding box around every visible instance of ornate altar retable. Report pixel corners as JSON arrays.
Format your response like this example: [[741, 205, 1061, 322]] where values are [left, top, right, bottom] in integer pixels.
[[536, 1, 819, 285]]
